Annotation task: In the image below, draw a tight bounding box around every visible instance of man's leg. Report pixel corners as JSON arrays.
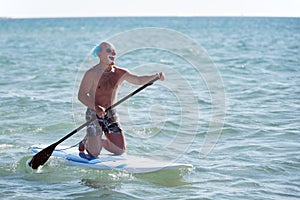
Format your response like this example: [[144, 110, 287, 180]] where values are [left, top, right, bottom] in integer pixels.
[[85, 135, 102, 157], [83, 108, 103, 157], [103, 133, 126, 155]]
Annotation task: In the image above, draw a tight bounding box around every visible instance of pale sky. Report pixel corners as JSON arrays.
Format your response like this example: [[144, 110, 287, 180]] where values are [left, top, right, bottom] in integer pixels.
[[0, 0, 299, 18]]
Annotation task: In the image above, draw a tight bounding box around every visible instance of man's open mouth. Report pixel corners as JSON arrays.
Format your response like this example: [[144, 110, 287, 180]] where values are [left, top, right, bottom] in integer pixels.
[[108, 56, 115, 62]]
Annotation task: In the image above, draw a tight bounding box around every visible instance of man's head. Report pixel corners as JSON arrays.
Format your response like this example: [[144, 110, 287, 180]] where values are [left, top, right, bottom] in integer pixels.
[[93, 42, 116, 65]]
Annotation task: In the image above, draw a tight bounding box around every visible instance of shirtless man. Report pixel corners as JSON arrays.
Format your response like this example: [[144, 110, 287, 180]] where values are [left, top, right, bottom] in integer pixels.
[[78, 42, 165, 157]]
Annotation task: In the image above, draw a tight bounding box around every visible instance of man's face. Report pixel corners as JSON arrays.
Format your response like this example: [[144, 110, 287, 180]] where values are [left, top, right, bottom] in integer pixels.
[[100, 43, 116, 65]]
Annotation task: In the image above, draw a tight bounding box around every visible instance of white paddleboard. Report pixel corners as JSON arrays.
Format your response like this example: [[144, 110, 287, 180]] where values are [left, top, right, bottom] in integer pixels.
[[30, 146, 193, 173]]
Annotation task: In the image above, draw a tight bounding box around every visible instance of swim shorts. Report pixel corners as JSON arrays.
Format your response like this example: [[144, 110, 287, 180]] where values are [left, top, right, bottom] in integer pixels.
[[85, 108, 122, 137]]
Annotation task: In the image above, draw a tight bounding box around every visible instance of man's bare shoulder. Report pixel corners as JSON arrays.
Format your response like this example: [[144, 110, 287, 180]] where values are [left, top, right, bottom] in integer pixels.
[[84, 65, 98, 78], [114, 66, 128, 73]]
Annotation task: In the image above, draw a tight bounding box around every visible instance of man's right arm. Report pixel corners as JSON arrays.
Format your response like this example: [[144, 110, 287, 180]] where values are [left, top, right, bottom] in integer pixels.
[[78, 71, 106, 117], [78, 70, 96, 109]]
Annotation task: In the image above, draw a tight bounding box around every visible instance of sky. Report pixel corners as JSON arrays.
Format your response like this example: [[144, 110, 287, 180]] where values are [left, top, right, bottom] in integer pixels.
[[0, 0, 299, 18]]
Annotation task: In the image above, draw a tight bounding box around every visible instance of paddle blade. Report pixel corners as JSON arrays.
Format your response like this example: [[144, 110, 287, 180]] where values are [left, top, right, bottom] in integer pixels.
[[28, 143, 57, 169]]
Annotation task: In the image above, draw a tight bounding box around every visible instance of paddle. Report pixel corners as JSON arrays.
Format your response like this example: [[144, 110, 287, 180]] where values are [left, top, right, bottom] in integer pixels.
[[28, 76, 160, 169]]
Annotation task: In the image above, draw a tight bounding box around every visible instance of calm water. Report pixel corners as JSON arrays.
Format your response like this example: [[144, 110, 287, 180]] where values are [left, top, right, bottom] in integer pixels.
[[0, 17, 299, 199]]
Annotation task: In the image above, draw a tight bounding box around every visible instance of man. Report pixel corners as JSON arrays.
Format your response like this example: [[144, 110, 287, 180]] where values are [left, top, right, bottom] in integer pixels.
[[78, 42, 165, 157]]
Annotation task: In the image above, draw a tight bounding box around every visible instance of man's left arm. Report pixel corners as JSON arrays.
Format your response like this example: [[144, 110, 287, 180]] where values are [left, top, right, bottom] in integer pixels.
[[123, 71, 165, 85]]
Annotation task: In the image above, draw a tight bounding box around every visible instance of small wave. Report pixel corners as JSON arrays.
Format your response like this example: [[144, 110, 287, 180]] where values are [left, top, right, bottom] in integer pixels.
[[159, 59, 174, 65], [0, 144, 14, 149]]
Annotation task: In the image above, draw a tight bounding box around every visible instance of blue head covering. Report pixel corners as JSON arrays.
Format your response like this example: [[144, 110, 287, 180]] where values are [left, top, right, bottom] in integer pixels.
[[92, 45, 103, 57]]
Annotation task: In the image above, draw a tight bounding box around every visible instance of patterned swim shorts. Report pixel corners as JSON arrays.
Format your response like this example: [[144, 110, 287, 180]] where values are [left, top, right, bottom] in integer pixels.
[[85, 108, 122, 137]]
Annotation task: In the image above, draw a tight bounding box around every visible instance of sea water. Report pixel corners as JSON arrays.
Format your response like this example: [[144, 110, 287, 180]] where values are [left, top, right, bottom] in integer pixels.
[[0, 17, 299, 199]]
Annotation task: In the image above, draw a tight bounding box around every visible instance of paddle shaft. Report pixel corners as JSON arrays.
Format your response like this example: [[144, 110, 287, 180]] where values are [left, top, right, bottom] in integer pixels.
[[105, 76, 159, 111]]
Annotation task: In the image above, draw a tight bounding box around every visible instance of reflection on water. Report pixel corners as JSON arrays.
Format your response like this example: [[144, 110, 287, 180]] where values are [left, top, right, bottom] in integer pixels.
[[135, 167, 193, 187]]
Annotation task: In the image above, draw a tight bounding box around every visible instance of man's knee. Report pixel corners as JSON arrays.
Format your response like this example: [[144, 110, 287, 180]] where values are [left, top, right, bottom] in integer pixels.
[[85, 136, 102, 157], [114, 146, 126, 155], [86, 147, 101, 157]]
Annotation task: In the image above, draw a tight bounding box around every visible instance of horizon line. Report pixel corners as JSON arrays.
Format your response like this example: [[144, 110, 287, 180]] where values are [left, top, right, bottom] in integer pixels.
[[1, 15, 299, 19]]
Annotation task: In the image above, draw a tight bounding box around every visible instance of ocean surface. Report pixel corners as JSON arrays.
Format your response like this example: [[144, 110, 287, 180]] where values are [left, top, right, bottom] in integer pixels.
[[0, 17, 299, 199]]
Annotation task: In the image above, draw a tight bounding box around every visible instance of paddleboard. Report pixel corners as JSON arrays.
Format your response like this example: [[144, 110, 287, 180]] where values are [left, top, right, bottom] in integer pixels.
[[30, 146, 193, 173]]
